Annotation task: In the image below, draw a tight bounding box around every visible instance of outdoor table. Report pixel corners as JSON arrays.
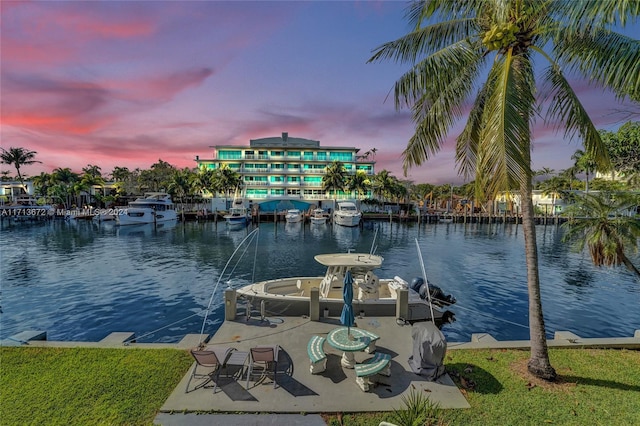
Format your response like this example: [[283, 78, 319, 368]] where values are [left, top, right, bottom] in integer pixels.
[[327, 327, 372, 368]]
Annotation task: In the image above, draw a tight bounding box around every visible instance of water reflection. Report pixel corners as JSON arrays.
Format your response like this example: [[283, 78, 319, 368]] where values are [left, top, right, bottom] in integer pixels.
[[1, 220, 639, 344]]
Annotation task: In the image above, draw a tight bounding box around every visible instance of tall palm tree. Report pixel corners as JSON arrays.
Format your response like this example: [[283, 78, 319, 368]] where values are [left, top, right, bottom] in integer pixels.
[[211, 165, 243, 201], [562, 192, 640, 279], [538, 175, 570, 216], [0, 147, 41, 192], [167, 168, 195, 221], [32, 172, 53, 198], [372, 169, 396, 204], [369, 0, 637, 380], [322, 161, 347, 202], [571, 149, 599, 193], [346, 170, 371, 200]]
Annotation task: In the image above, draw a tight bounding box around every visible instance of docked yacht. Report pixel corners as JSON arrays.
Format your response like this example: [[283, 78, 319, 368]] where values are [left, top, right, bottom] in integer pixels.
[[309, 208, 328, 225], [235, 252, 456, 324], [333, 201, 362, 227], [224, 198, 251, 229], [116, 193, 177, 226], [285, 209, 303, 223]]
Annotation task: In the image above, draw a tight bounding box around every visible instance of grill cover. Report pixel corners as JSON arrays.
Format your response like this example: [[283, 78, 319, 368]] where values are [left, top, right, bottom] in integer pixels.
[[408, 321, 447, 381]]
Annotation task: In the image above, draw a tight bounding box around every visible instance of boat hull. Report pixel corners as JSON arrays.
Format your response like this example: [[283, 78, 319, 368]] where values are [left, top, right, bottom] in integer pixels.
[[116, 209, 177, 225], [236, 276, 449, 323], [333, 213, 361, 227]]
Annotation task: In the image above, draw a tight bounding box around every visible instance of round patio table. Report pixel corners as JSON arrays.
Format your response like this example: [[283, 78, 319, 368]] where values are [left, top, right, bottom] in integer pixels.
[[327, 327, 371, 368]]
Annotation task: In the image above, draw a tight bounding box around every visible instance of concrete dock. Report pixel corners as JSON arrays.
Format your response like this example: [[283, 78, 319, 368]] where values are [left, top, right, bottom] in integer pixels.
[[160, 315, 470, 414]]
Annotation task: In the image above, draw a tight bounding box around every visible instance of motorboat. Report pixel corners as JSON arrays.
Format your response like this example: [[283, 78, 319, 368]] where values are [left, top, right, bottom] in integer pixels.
[[309, 208, 328, 225], [224, 198, 251, 229], [333, 201, 362, 227], [285, 209, 303, 223], [235, 252, 456, 324], [116, 193, 177, 226]]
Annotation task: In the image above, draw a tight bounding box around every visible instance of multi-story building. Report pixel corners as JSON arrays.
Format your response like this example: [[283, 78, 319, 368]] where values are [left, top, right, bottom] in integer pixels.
[[195, 132, 375, 211]]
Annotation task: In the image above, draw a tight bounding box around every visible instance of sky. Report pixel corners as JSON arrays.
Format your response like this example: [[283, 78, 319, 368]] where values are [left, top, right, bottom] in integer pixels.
[[1, 1, 638, 185]]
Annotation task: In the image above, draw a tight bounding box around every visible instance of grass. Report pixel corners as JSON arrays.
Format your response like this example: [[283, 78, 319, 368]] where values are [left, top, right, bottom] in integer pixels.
[[0, 347, 193, 426], [323, 348, 640, 426], [2, 347, 639, 425]]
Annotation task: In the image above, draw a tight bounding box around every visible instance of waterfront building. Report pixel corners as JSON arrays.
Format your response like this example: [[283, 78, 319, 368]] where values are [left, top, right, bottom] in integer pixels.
[[195, 132, 376, 211]]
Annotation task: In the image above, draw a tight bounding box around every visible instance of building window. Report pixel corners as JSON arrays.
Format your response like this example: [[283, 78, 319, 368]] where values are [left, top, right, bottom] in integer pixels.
[[271, 151, 284, 157], [303, 152, 314, 161], [287, 151, 301, 157], [317, 152, 327, 161], [329, 152, 352, 162], [219, 150, 242, 160]]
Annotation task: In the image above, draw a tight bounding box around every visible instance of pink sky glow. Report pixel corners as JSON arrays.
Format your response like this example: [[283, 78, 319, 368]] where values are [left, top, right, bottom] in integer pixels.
[[1, 1, 637, 185]]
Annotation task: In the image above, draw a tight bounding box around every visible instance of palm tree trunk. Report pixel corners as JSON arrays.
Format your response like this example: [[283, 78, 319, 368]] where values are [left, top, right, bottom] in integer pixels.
[[521, 181, 557, 381]]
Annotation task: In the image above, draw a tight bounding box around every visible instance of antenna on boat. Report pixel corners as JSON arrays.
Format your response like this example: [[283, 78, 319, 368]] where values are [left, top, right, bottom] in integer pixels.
[[370, 227, 379, 255], [198, 228, 260, 346], [415, 238, 436, 323]]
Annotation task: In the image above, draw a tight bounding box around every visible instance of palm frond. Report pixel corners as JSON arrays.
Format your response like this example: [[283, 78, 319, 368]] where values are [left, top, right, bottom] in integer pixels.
[[455, 77, 493, 181], [400, 42, 484, 174], [368, 17, 477, 66], [551, 0, 639, 30], [393, 39, 482, 108], [554, 30, 640, 102], [478, 50, 534, 197], [541, 65, 611, 171], [406, 0, 487, 28]]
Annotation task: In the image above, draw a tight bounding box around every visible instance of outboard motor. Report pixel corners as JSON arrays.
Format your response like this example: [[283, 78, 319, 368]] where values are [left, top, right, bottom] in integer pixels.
[[410, 277, 457, 307]]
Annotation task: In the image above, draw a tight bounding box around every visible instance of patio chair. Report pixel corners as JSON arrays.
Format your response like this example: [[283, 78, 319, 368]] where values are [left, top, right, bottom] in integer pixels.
[[185, 346, 235, 393], [246, 345, 280, 389]]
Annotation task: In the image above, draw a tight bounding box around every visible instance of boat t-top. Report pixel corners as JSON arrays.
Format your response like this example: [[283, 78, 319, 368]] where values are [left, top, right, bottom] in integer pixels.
[[116, 192, 177, 226], [235, 251, 455, 324]]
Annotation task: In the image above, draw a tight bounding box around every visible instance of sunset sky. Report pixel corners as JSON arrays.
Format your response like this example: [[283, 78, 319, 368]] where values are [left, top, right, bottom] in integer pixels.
[[1, 1, 637, 185]]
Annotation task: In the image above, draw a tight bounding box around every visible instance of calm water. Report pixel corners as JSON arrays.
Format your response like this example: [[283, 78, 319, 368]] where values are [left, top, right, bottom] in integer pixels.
[[1, 219, 639, 343]]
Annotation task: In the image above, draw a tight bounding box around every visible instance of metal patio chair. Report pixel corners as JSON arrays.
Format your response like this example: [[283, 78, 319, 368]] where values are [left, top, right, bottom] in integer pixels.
[[185, 346, 235, 393], [246, 345, 280, 389]]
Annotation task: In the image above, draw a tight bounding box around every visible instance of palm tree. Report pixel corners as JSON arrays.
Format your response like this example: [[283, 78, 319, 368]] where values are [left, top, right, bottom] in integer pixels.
[[167, 168, 194, 221], [211, 166, 243, 201], [50, 168, 80, 208], [369, 0, 637, 380], [538, 175, 570, 216], [322, 161, 347, 202], [32, 172, 53, 198], [346, 170, 370, 200], [372, 170, 396, 204], [0, 147, 41, 192], [572, 149, 599, 193], [562, 192, 640, 279]]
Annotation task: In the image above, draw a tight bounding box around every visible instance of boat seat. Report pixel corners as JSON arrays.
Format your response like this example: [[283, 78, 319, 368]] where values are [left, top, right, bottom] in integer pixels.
[[357, 272, 379, 301], [296, 279, 304, 296], [307, 335, 327, 374], [354, 352, 391, 392]]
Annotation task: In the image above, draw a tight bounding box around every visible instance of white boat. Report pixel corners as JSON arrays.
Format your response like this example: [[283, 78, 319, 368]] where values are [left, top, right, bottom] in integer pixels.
[[224, 198, 251, 229], [285, 209, 302, 223], [333, 201, 362, 227], [116, 193, 177, 226], [235, 252, 456, 324], [309, 208, 327, 225]]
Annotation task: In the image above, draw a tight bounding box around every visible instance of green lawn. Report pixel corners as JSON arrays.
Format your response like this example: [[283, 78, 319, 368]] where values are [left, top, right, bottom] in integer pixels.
[[2, 347, 639, 425], [0, 347, 193, 426]]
